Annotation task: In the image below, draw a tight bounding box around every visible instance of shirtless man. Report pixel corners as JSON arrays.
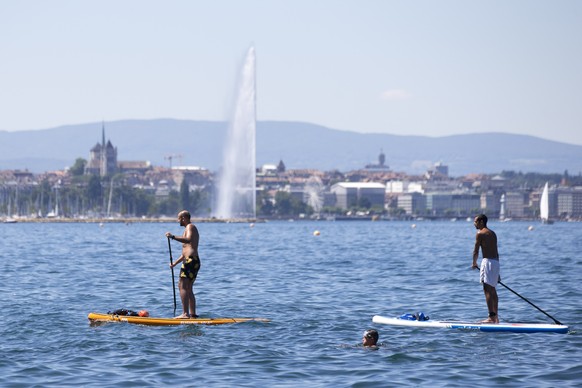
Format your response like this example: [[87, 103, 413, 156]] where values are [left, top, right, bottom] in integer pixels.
[[472, 214, 500, 323], [166, 210, 201, 319]]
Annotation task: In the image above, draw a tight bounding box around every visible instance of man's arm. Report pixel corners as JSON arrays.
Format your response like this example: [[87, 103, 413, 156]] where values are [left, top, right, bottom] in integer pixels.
[[472, 233, 481, 268], [167, 225, 193, 244], [182, 224, 194, 244]]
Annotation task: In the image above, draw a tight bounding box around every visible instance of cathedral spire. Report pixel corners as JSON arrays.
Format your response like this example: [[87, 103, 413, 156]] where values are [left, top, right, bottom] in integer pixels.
[[102, 121, 106, 148], [101, 121, 106, 176]]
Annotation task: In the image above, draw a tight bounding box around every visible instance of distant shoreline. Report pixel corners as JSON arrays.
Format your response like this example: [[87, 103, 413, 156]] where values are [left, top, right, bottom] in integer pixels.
[[3, 216, 578, 223], [2, 217, 260, 224]]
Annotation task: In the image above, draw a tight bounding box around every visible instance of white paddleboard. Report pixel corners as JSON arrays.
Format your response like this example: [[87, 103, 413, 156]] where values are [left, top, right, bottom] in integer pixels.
[[372, 315, 568, 334]]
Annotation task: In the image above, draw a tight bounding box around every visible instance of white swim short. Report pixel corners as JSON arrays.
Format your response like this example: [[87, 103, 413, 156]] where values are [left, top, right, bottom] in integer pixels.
[[480, 258, 500, 287]]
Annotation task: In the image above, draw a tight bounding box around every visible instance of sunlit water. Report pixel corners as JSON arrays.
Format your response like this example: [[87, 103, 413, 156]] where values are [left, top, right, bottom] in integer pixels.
[[1, 220, 580, 386]]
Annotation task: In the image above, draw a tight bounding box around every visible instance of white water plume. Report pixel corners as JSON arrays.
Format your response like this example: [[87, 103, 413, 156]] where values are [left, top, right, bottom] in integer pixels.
[[304, 176, 324, 214], [214, 47, 256, 219]]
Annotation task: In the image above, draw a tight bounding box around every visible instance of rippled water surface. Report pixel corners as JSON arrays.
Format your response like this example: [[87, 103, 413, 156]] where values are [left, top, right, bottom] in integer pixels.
[[1, 220, 580, 386]]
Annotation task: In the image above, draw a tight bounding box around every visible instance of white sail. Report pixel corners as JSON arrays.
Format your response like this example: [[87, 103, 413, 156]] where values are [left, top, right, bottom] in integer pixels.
[[540, 182, 549, 222]]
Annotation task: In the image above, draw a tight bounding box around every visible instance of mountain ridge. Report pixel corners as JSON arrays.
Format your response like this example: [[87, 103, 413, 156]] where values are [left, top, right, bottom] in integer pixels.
[[1, 119, 581, 176]]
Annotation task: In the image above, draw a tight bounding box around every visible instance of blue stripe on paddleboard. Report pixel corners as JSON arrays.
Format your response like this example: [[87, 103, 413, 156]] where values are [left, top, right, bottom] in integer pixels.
[[447, 323, 568, 334], [372, 316, 569, 334]]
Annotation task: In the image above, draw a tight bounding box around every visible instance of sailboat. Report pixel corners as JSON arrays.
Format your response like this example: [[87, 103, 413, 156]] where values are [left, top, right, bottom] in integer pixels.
[[4, 195, 17, 223], [540, 182, 553, 224]]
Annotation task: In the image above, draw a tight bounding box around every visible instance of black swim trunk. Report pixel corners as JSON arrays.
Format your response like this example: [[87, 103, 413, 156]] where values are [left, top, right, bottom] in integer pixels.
[[180, 256, 201, 281]]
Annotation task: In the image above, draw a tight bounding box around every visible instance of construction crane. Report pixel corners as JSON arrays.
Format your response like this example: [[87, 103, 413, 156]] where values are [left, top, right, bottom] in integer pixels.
[[164, 154, 183, 169]]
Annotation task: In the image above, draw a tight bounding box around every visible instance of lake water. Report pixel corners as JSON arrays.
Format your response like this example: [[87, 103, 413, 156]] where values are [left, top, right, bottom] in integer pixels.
[[1, 220, 580, 387]]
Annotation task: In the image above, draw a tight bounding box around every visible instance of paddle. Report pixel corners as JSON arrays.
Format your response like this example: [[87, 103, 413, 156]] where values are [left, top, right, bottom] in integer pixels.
[[497, 280, 563, 325], [472, 265, 563, 325], [167, 236, 177, 316]]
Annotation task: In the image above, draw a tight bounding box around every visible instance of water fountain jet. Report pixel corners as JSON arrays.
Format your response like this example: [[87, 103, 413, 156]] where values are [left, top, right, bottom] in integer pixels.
[[214, 47, 256, 220], [304, 176, 324, 215]]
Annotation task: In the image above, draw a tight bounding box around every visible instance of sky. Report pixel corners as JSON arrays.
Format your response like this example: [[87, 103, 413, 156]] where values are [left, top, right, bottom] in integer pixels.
[[1, 0, 581, 145]]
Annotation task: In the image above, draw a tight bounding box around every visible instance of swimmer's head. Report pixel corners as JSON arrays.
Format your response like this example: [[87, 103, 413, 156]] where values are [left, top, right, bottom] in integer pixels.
[[362, 329, 379, 346], [138, 310, 150, 317]]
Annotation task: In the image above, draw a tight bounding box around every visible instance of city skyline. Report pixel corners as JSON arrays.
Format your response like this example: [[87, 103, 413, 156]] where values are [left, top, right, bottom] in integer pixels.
[[1, 1, 581, 146]]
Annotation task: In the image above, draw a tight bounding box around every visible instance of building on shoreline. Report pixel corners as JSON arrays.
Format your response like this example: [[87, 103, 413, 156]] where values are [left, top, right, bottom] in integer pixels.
[[85, 124, 152, 177], [331, 182, 386, 210], [2, 136, 581, 220], [85, 124, 118, 176]]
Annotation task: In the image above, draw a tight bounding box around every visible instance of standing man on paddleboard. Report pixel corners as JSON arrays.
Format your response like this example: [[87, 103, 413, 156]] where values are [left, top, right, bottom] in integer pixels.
[[166, 210, 201, 319], [472, 214, 500, 323]]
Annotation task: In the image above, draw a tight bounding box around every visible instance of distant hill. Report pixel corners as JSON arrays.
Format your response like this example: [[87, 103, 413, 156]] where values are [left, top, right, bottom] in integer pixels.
[[1, 119, 581, 176]]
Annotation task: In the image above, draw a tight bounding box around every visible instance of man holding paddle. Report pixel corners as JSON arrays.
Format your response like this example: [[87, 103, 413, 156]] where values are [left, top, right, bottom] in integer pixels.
[[166, 210, 201, 319], [471, 214, 500, 324]]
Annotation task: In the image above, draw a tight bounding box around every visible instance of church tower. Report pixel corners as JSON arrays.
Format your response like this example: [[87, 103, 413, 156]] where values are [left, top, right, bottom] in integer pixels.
[[378, 149, 386, 167], [85, 122, 117, 176]]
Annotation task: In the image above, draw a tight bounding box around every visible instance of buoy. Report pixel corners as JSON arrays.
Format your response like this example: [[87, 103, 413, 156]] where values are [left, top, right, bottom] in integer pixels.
[[411, 224, 416, 229], [313, 230, 320, 236], [249, 223, 255, 228], [528, 225, 534, 231]]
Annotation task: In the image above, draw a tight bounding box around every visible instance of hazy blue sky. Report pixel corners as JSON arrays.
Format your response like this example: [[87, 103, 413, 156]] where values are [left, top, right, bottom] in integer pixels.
[[1, 1, 581, 145]]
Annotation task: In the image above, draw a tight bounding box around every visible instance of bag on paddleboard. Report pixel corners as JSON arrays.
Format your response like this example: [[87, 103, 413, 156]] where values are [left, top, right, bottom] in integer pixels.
[[400, 312, 430, 321], [108, 309, 139, 316]]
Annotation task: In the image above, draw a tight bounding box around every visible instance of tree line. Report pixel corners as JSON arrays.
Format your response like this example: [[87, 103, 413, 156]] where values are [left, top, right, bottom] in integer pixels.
[[1, 158, 579, 219]]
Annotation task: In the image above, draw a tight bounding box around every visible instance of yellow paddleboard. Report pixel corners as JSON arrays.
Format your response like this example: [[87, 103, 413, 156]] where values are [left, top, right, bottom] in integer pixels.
[[88, 312, 270, 326]]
